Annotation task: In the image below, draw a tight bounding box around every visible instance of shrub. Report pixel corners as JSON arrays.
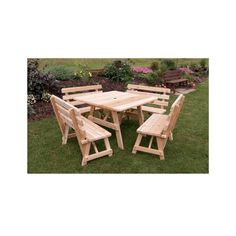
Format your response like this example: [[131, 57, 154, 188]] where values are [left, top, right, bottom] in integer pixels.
[[200, 59, 207, 68], [28, 59, 55, 100], [150, 61, 159, 71], [27, 94, 36, 105], [160, 59, 176, 70], [190, 62, 201, 72], [74, 64, 92, 81], [156, 64, 168, 77], [42, 92, 51, 103], [44, 65, 75, 81], [104, 60, 133, 82], [182, 73, 193, 82], [137, 71, 163, 85]]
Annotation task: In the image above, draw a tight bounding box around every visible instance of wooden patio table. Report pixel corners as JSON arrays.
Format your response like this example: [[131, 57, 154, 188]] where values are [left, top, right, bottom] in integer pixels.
[[74, 91, 158, 149]]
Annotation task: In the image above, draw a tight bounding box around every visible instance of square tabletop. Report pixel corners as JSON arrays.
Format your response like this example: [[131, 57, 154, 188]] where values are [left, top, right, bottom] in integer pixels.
[[74, 91, 158, 112]]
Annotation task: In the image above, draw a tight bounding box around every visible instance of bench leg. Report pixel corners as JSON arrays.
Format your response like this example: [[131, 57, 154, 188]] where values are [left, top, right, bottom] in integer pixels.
[[132, 134, 143, 154], [156, 137, 167, 160], [81, 143, 91, 166], [62, 124, 70, 144]]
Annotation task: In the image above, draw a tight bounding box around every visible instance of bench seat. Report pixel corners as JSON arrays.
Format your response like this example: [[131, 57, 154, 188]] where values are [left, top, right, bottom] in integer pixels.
[[132, 106, 166, 114], [137, 114, 169, 137], [81, 116, 111, 142]]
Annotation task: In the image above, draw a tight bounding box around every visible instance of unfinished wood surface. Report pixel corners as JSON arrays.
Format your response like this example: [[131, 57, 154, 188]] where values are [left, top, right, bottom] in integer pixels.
[[132, 94, 185, 160], [74, 91, 157, 149], [126, 84, 171, 115], [50, 95, 113, 166], [74, 91, 157, 112], [61, 85, 103, 113], [111, 111, 124, 149]]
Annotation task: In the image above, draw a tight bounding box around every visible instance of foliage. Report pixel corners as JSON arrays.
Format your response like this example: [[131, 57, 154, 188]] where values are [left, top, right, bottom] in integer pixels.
[[74, 64, 92, 81], [182, 73, 193, 82], [28, 59, 55, 100], [150, 61, 159, 71], [155, 64, 168, 78], [160, 59, 176, 70], [27, 94, 36, 105], [137, 71, 163, 85], [43, 65, 76, 81], [200, 59, 207, 68], [104, 60, 133, 82], [189, 62, 201, 72], [42, 92, 51, 103]]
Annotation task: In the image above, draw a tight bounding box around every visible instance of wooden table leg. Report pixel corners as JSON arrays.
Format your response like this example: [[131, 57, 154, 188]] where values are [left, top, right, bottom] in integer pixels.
[[111, 111, 124, 149], [137, 105, 144, 125], [88, 105, 96, 120]]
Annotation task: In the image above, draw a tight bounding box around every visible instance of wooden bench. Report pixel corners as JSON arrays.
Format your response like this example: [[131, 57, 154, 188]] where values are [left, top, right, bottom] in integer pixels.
[[126, 84, 171, 115], [132, 94, 185, 160], [163, 70, 188, 91], [50, 95, 112, 166], [61, 85, 103, 114]]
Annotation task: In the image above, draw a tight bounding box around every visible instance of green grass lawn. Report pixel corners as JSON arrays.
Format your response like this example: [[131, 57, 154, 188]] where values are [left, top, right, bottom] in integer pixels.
[[28, 80, 208, 173], [38, 58, 207, 70]]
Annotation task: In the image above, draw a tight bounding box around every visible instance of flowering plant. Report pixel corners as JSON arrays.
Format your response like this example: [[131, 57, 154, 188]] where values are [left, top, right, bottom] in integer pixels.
[[42, 92, 51, 102], [133, 67, 153, 74], [178, 67, 194, 74], [27, 94, 36, 105], [74, 64, 92, 81]]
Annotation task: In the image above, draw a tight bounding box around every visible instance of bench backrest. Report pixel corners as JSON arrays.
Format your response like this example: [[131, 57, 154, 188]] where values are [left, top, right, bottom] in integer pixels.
[[61, 85, 103, 106], [127, 84, 171, 108], [50, 95, 86, 140], [162, 94, 185, 136], [162, 69, 182, 81]]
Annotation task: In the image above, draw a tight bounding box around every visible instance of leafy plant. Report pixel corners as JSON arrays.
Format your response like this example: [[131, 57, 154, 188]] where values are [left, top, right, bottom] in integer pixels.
[[150, 61, 159, 71], [160, 59, 176, 70], [104, 60, 133, 82], [190, 62, 201, 72], [42, 92, 51, 103], [27, 94, 36, 105], [74, 64, 92, 81], [182, 73, 193, 82], [156, 64, 168, 77], [137, 71, 163, 85], [200, 59, 207, 68], [27, 59, 55, 100], [43, 65, 76, 81]]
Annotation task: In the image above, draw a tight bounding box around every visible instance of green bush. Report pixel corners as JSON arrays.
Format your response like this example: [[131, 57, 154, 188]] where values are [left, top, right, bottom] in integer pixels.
[[182, 73, 193, 82], [200, 59, 207, 68], [74, 64, 92, 81], [150, 61, 159, 71], [160, 59, 176, 70], [104, 60, 133, 82], [44, 65, 76, 81], [27, 59, 55, 100], [137, 71, 163, 85]]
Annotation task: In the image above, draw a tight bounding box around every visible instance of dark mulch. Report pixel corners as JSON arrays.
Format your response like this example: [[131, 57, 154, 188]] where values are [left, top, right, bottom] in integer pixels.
[[28, 101, 54, 122]]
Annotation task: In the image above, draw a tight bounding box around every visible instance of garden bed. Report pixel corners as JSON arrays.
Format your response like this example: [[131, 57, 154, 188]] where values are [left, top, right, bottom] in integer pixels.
[[28, 75, 208, 122]]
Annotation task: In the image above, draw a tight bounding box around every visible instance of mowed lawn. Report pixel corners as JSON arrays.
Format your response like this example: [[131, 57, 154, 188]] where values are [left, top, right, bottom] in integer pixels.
[[28, 81, 208, 173], [38, 58, 206, 70]]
